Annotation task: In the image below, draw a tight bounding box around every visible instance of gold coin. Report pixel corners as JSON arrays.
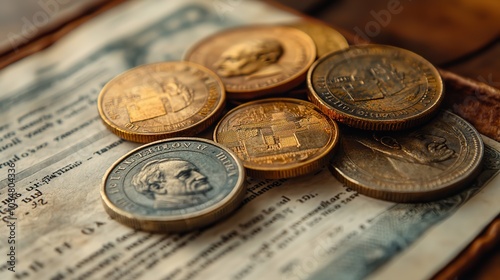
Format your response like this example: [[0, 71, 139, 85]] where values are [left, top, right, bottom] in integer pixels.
[[330, 111, 484, 202], [214, 98, 339, 179], [98, 61, 226, 143], [101, 137, 246, 232], [307, 44, 444, 131], [286, 21, 349, 58], [184, 25, 316, 100]]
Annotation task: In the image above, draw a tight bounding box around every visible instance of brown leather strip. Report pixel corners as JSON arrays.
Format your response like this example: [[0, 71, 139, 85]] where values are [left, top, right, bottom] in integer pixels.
[[0, 0, 128, 70]]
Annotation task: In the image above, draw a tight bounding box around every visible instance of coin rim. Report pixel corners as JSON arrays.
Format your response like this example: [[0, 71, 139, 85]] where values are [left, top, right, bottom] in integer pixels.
[[307, 44, 445, 131], [213, 97, 340, 179], [100, 137, 246, 232], [97, 61, 226, 143], [184, 25, 317, 100], [329, 110, 484, 202]]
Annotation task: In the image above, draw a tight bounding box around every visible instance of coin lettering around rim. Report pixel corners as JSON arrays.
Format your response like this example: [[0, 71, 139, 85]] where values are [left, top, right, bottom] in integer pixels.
[[184, 25, 316, 100], [286, 21, 349, 58], [307, 44, 444, 131], [98, 61, 226, 143], [329, 110, 484, 202], [214, 98, 340, 179], [101, 138, 246, 232]]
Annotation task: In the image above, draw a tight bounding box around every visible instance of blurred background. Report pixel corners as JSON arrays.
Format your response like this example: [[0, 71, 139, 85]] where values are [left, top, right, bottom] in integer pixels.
[[0, 0, 498, 91], [273, 0, 499, 92]]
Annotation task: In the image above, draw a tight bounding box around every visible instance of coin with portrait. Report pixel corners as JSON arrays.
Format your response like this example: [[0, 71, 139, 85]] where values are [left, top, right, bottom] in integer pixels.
[[184, 25, 316, 100], [330, 111, 484, 202], [307, 44, 444, 131], [214, 98, 339, 179], [101, 138, 246, 232], [98, 61, 226, 143]]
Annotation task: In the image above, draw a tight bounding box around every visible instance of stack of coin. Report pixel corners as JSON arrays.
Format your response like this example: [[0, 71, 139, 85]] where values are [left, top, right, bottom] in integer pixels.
[[97, 20, 485, 232], [184, 25, 317, 101], [213, 98, 339, 179], [328, 111, 483, 202], [304, 44, 483, 202]]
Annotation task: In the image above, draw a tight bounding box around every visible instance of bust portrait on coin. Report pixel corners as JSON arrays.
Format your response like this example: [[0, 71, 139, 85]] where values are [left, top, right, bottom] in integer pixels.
[[353, 130, 457, 179], [213, 38, 283, 79], [132, 158, 213, 209]]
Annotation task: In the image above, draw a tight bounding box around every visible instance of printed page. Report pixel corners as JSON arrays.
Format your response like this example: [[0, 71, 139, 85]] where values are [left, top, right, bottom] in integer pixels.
[[0, 1, 498, 280]]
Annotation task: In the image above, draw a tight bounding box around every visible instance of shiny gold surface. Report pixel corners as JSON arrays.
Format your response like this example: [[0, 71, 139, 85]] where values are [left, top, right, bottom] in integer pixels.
[[185, 25, 316, 100], [214, 98, 339, 179], [286, 21, 349, 58], [98, 61, 226, 143], [307, 44, 444, 131]]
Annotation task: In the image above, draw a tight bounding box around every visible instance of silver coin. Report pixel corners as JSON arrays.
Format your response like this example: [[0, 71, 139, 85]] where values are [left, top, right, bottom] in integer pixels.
[[101, 137, 246, 232], [330, 111, 484, 202]]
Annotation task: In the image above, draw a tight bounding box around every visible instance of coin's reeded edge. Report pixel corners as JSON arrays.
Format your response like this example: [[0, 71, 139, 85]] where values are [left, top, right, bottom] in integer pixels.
[[328, 111, 484, 203], [306, 44, 445, 131], [213, 97, 340, 179], [183, 25, 317, 99], [100, 137, 246, 232], [97, 61, 226, 143]]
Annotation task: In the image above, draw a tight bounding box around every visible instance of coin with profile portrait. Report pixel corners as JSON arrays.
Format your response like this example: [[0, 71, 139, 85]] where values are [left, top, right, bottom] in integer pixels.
[[101, 137, 246, 232], [307, 44, 444, 131], [98, 61, 226, 143], [184, 25, 316, 100], [330, 111, 484, 202]]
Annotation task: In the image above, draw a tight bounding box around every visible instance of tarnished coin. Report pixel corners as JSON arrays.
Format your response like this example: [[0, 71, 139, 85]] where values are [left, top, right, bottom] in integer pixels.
[[214, 98, 339, 179], [184, 25, 316, 100], [330, 111, 484, 202], [286, 21, 349, 58], [101, 137, 246, 232], [307, 44, 444, 131], [98, 61, 225, 143]]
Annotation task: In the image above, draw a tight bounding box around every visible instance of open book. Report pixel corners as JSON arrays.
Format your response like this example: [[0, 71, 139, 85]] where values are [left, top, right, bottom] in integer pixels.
[[0, 1, 499, 279]]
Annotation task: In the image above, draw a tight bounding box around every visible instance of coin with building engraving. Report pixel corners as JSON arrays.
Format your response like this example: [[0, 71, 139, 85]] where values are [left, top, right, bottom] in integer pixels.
[[184, 25, 316, 100], [307, 44, 444, 131], [286, 21, 349, 58], [98, 61, 226, 143], [214, 98, 339, 179], [101, 137, 246, 232], [330, 111, 483, 202]]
